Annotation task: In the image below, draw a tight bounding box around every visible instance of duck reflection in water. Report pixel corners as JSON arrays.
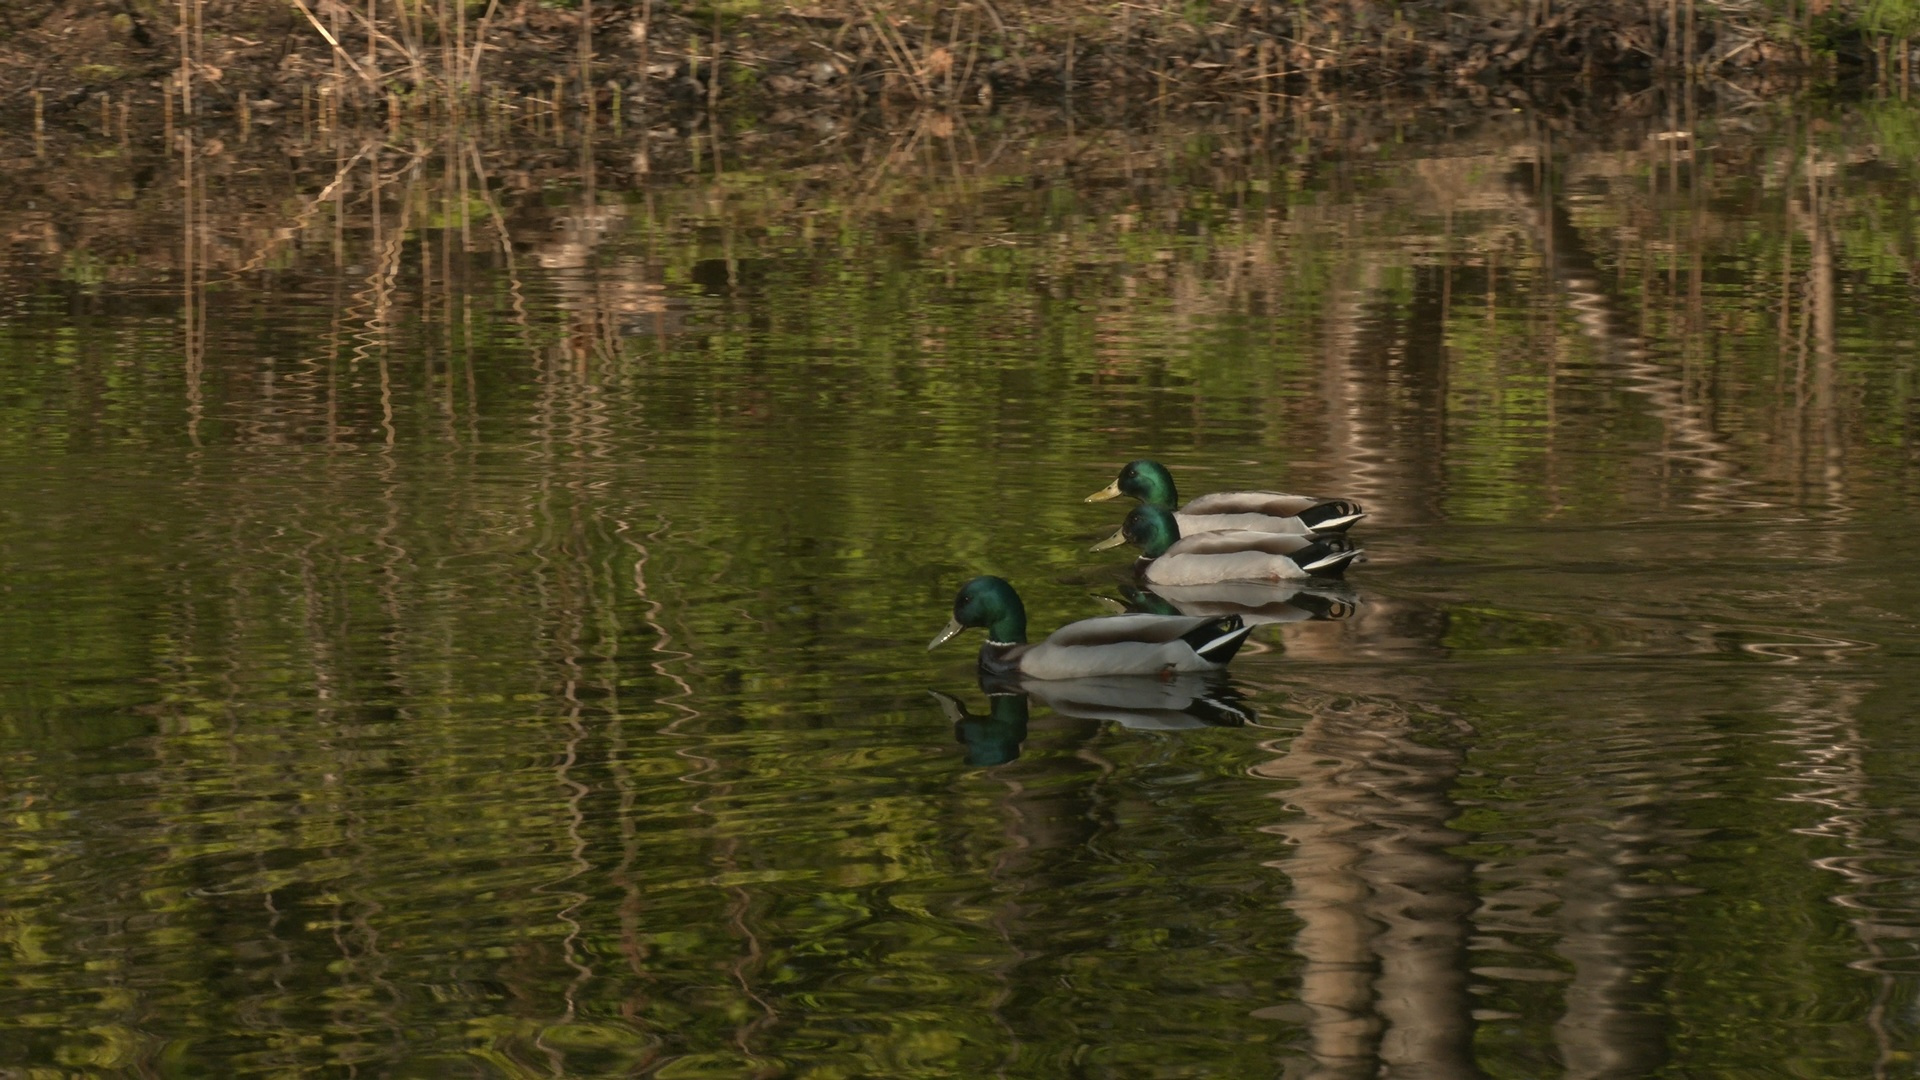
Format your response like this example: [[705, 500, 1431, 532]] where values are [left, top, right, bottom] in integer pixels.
[[931, 672, 1254, 766], [1101, 579, 1361, 626], [929, 688, 1030, 767]]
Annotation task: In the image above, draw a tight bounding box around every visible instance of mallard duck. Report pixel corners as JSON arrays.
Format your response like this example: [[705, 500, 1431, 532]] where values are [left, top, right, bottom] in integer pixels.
[[1085, 459, 1364, 534], [928, 575, 1254, 680], [1092, 505, 1361, 585]]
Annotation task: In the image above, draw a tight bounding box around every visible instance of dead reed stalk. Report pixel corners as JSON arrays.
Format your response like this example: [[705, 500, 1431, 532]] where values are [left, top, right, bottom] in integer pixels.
[[291, 0, 373, 87], [581, 0, 595, 109], [280, 0, 515, 123], [861, 0, 933, 101], [177, 0, 193, 117]]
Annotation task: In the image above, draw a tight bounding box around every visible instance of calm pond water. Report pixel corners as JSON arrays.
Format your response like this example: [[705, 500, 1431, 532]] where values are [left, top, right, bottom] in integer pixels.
[[4, 89, 1920, 1076]]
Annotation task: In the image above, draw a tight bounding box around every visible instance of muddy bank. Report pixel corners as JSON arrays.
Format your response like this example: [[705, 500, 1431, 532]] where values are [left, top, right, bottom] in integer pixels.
[[0, 0, 1903, 129]]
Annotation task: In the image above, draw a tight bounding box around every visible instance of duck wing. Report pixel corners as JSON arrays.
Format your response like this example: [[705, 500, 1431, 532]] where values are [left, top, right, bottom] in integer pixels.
[[1150, 530, 1361, 584], [1015, 613, 1252, 679], [1175, 510, 1314, 535], [1041, 613, 1220, 647], [1166, 530, 1328, 558], [1181, 492, 1365, 532]]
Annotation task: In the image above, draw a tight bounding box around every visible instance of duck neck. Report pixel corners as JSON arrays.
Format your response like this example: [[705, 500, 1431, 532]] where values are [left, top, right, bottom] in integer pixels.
[[985, 606, 1026, 646], [975, 597, 1027, 677]]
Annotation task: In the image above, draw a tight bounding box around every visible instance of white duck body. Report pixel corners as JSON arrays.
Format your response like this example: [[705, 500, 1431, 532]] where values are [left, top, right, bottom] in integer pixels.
[[1139, 529, 1358, 587], [981, 613, 1252, 681], [1174, 510, 1316, 535], [1174, 492, 1364, 536]]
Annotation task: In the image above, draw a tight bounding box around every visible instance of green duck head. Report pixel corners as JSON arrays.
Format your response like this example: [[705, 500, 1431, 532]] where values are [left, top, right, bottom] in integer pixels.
[[928, 575, 1029, 649], [1090, 504, 1181, 559], [1084, 459, 1178, 509]]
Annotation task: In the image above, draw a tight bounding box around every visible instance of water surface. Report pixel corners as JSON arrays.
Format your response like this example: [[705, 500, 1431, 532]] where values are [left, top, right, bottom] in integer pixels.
[[4, 91, 1920, 1076]]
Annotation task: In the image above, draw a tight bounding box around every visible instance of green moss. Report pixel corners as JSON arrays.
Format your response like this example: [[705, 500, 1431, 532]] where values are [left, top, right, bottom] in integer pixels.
[[1864, 0, 1920, 36]]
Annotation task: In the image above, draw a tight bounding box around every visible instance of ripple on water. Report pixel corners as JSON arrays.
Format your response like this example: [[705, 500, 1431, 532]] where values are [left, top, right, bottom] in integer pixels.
[[10, 98, 1920, 1079]]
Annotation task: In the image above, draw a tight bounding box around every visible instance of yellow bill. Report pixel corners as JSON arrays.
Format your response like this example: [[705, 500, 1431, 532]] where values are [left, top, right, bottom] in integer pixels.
[[927, 616, 966, 650]]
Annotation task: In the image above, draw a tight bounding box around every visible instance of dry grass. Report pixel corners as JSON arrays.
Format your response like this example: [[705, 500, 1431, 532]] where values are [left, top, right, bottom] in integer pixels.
[[8, 0, 1916, 131]]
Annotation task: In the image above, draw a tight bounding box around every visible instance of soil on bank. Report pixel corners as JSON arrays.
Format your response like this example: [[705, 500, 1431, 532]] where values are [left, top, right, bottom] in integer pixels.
[[0, 0, 1901, 128]]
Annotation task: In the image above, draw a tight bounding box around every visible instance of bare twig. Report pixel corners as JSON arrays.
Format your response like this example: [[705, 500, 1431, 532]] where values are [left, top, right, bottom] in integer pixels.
[[709, 7, 721, 110], [332, 0, 422, 82], [581, 0, 595, 109], [465, 0, 502, 89], [941, 2, 963, 98], [957, 3, 982, 101], [860, 0, 931, 100], [464, 143, 527, 325], [176, 0, 194, 117], [236, 142, 375, 274], [975, 0, 1009, 37], [290, 0, 375, 86]]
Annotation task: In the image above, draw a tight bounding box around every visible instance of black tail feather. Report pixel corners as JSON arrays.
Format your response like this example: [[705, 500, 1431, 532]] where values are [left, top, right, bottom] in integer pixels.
[[1295, 537, 1363, 579], [1180, 614, 1254, 665], [1297, 500, 1366, 533]]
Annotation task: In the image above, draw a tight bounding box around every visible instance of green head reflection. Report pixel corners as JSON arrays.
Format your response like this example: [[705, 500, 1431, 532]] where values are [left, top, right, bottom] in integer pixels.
[[930, 690, 1030, 767]]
